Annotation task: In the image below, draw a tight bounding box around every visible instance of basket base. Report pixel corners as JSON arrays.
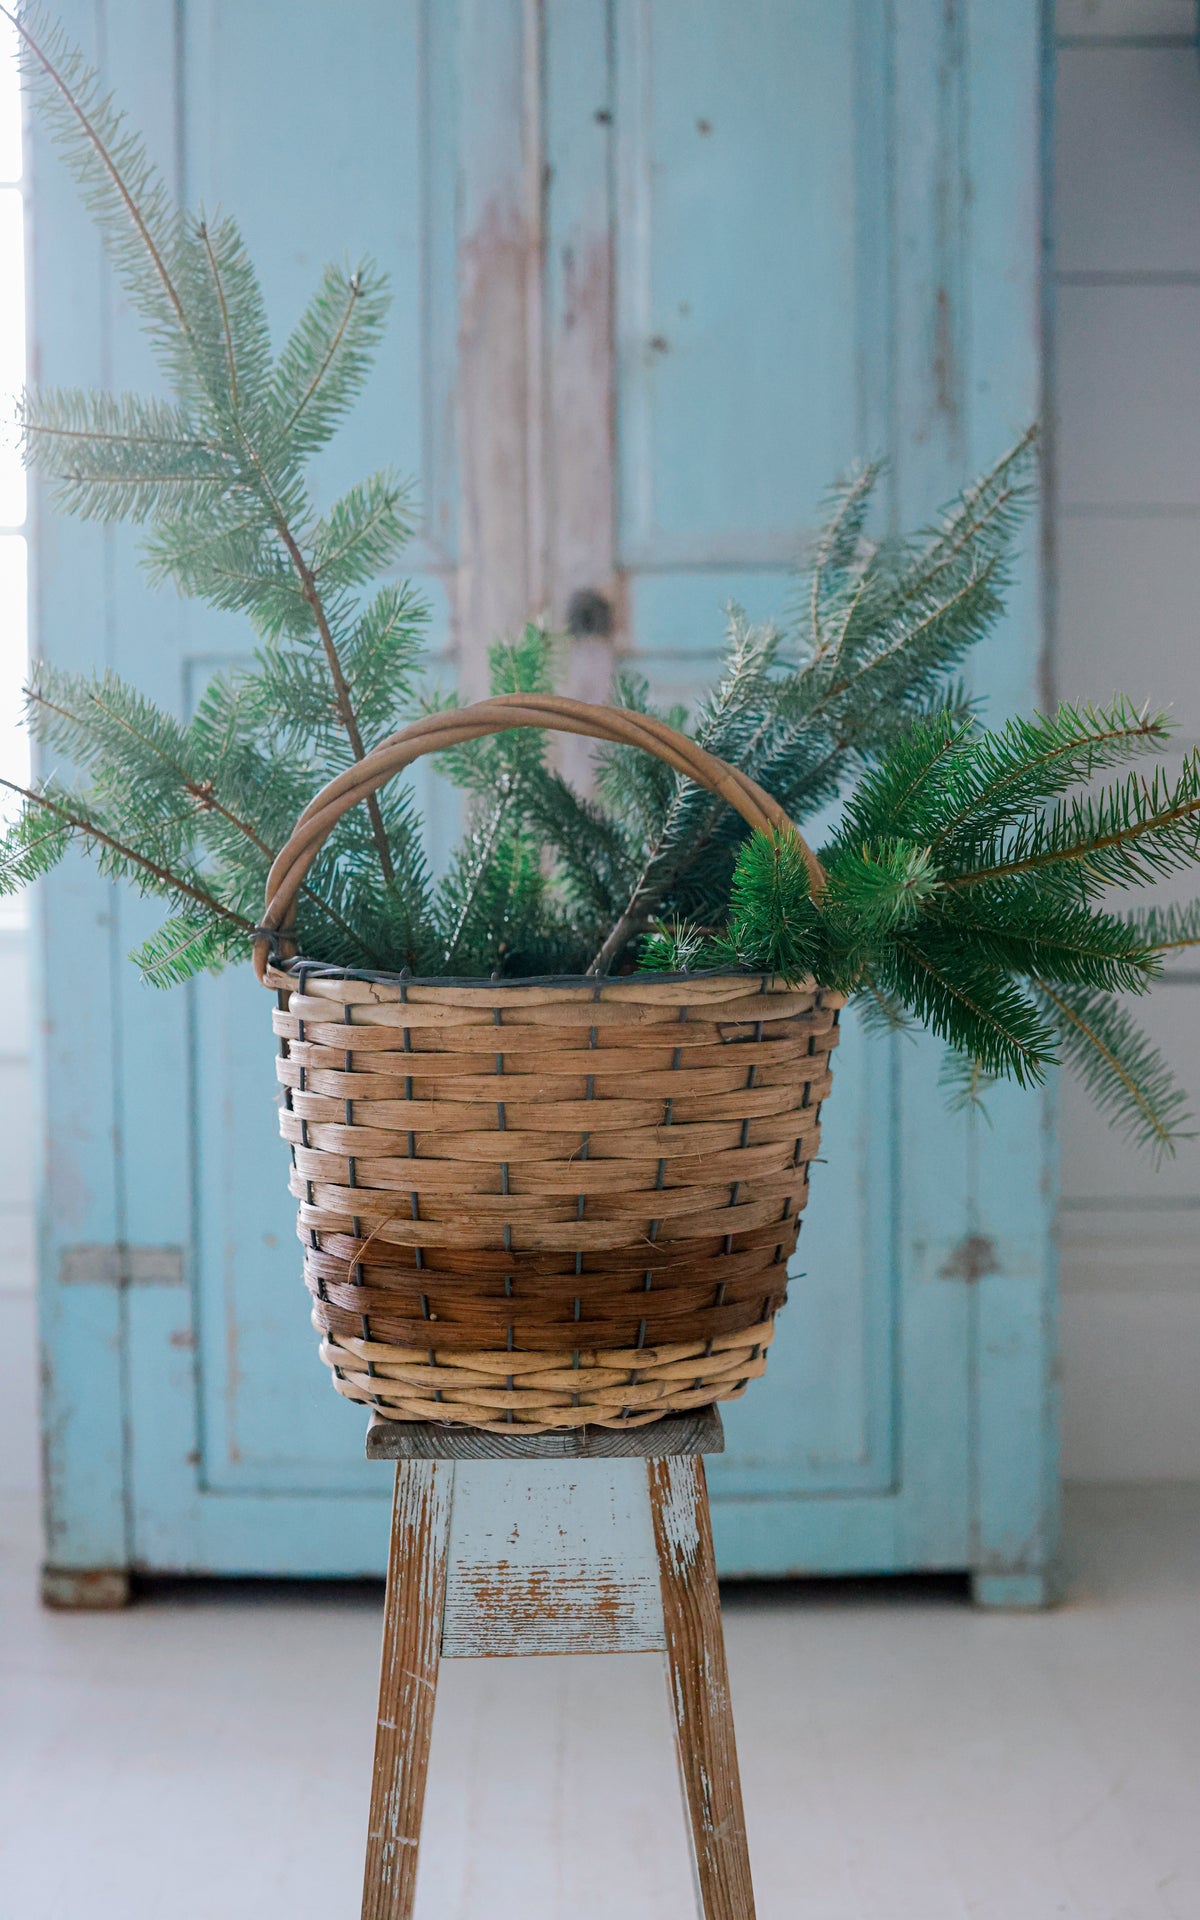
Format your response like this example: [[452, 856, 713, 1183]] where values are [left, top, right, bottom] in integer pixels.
[[317, 1316, 775, 1434]]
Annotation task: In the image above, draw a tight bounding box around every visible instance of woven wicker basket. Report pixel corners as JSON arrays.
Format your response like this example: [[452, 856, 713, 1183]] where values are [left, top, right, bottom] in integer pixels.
[[255, 695, 842, 1432]]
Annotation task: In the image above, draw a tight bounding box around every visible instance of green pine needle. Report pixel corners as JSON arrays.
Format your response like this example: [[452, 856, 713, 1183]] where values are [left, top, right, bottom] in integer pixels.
[[0, 786, 74, 890], [722, 828, 822, 980], [639, 919, 717, 974], [1122, 898, 1200, 957], [951, 754, 1200, 897], [823, 838, 940, 932], [883, 934, 1055, 1088], [1033, 980, 1192, 1160], [131, 913, 243, 989], [939, 1048, 1000, 1118]]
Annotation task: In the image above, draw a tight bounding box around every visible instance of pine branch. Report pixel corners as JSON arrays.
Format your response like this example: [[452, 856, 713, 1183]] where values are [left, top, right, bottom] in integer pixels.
[[436, 630, 559, 968], [310, 473, 413, 589], [719, 828, 822, 979], [588, 621, 782, 971], [131, 912, 243, 988], [876, 427, 1038, 631], [21, 388, 230, 521], [268, 261, 390, 460], [440, 786, 517, 967], [1123, 900, 1200, 956], [0, 776, 253, 930], [940, 1048, 1000, 1116], [1034, 978, 1190, 1159], [277, 273, 361, 436], [838, 709, 973, 845], [931, 886, 1159, 995], [948, 756, 1200, 895], [809, 564, 1003, 732], [0, 799, 73, 890], [885, 933, 1054, 1086], [824, 838, 939, 932], [928, 701, 1170, 855], [588, 833, 679, 973], [520, 771, 639, 930], [807, 462, 882, 662], [26, 675, 375, 959], [200, 217, 240, 412], [222, 429, 397, 879], [12, 8, 400, 883], [6, 4, 191, 345], [639, 918, 718, 974]]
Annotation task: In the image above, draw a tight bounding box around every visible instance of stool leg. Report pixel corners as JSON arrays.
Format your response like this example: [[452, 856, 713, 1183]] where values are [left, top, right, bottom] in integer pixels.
[[361, 1460, 453, 1920], [648, 1455, 756, 1920]]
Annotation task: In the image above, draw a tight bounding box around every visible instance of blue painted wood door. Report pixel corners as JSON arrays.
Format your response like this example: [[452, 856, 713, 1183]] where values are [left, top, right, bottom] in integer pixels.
[[33, 0, 1058, 1596]]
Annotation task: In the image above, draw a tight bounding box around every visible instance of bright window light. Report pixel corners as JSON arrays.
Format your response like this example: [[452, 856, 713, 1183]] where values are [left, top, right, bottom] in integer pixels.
[[0, 10, 29, 932]]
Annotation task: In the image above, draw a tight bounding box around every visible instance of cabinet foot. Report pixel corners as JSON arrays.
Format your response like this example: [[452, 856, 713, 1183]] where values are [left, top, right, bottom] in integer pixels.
[[970, 1567, 1060, 1611], [41, 1565, 132, 1610]]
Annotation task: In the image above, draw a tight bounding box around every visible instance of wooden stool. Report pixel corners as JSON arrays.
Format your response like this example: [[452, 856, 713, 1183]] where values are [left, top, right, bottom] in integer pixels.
[[360, 1408, 755, 1920]]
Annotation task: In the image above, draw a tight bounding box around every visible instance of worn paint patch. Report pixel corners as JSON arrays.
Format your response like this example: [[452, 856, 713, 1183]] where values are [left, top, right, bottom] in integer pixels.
[[939, 1233, 1001, 1284], [443, 1557, 662, 1657], [58, 1244, 183, 1286], [650, 1457, 702, 1575]]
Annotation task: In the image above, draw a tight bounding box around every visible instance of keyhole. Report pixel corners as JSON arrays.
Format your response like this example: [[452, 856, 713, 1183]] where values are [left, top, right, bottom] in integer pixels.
[[566, 589, 614, 640]]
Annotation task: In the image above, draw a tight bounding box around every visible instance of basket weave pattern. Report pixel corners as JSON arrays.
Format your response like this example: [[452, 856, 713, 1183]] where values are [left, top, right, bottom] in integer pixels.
[[257, 693, 841, 1432], [270, 967, 841, 1430]]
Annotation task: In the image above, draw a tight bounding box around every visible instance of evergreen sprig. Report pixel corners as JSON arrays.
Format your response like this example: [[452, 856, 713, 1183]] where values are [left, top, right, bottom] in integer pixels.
[[641, 688, 1200, 1155], [4, 7, 1200, 1159]]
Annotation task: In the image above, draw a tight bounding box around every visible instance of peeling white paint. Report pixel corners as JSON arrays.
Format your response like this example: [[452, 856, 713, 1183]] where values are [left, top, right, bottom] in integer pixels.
[[654, 1459, 702, 1574]]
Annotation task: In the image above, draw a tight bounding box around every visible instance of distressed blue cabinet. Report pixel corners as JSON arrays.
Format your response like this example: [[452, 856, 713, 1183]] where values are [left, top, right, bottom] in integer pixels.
[[32, 1, 1057, 1602]]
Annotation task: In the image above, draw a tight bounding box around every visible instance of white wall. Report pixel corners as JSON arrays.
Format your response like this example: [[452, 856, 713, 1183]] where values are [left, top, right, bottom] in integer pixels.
[[1054, 0, 1200, 1478]]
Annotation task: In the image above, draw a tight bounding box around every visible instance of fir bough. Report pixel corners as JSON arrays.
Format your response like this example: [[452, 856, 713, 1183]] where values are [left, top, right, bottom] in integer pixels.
[[642, 698, 1200, 1154], [5, 5, 1200, 1158]]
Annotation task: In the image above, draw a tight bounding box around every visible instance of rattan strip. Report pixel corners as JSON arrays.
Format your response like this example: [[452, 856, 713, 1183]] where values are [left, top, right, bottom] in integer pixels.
[[303, 1228, 783, 1290], [275, 1081, 829, 1134], [285, 1135, 811, 1193], [293, 1191, 809, 1252], [330, 1289, 791, 1340], [306, 1270, 787, 1331], [310, 1305, 796, 1350], [307, 1274, 787, 1351], [315, 1319, 775, 1433], [280, 1065, 821, 1111], [305, 1216, 798, 1270], [280, 984, 826, 1027], [273, 1002, 833, 1044], [293, 970, 804, 1007], [281, 1104, 824, 1155]]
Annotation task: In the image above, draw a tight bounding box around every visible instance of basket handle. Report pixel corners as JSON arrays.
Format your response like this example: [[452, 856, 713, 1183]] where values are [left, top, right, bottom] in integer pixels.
[[253, 692, 826, 980]]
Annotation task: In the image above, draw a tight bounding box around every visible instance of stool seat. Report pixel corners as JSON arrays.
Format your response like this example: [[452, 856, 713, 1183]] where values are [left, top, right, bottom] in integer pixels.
[[365, 1405, 724, 1460]]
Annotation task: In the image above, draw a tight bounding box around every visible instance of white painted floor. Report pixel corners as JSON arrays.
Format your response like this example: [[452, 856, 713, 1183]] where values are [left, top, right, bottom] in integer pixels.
[[2, 1284, 1199, 1920]]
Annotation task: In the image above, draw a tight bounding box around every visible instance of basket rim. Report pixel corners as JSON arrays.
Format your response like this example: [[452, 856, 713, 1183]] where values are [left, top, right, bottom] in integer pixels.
[[271, 952, 814, 993]]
